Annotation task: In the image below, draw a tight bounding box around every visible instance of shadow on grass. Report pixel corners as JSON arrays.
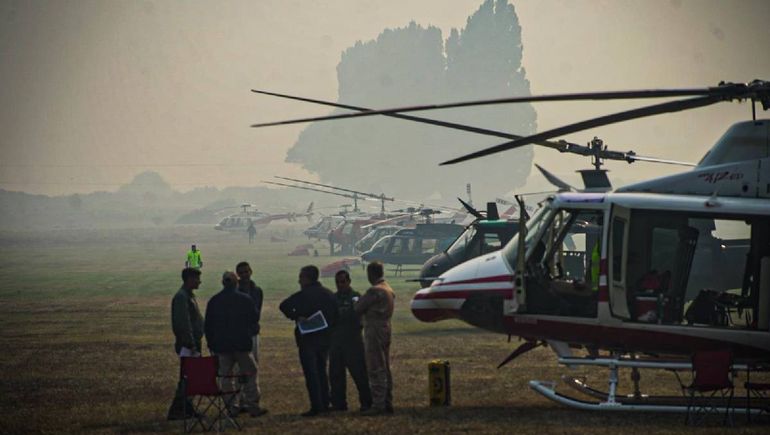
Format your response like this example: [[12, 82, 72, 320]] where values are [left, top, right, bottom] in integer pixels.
[[399, 404, 684, 428], [398, 326, 486, 337]]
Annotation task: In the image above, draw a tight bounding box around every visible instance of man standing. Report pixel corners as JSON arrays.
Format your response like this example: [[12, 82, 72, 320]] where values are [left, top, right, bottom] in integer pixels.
[[247, 222, 256, 244], [279, 265, 338, 417], [329, 270, 372, 412], [204, 271, 265, 417], [185, 244, 203, 269], [355, 261, 395, 416], [167, 267, 204, 420], [234, 261, 267, 415]]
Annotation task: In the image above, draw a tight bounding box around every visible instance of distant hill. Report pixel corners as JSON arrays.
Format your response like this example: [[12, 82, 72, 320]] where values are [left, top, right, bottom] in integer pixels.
[[0, 172, 324, 230]]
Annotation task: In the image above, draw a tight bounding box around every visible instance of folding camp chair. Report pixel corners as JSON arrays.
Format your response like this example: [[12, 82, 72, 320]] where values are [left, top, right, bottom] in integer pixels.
[[180, 356, 241, 432], [744, 380, 770, 423], [684, 350, 734, 426]]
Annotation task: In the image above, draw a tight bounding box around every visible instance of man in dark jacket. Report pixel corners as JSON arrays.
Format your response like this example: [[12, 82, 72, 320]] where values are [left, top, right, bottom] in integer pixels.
[[234, 261, 266, 414], [167, 267, 204, 420], [205, 271, 264, 417], [329, 270, 372, 412], [279, 265, 338, 417]]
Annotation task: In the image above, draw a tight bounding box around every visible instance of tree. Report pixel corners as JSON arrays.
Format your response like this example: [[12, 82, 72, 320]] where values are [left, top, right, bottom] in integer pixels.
[[286, 0, 536, 202]]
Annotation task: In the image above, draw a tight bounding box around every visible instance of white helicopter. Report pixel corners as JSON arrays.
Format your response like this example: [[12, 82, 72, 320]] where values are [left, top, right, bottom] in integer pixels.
[[252, 80, 770, 414], [214, 202, 314, 233]]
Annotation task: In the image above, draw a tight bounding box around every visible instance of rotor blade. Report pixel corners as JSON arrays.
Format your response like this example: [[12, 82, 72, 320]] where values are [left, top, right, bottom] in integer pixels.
[[251, 89, 568, 148], [535, 164, 576, 192], [263, 180, 359, 200], [625, 154, 696, 166], [457, 197, 484, 220], [274, 176, 394, 201], [440, 95, 722, 165], [251, 88, 715, 127]]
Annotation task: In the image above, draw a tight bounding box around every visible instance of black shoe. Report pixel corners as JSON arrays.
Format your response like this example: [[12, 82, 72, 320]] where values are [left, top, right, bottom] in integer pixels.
[[167, 413, 186, 421], [360, 407, 387, 416], [329, 405, 348, 412], [385, 405, 394, 414], [249, 407, 269, 417], [167, 410, 200, 421], [301, 409, 319, 417]]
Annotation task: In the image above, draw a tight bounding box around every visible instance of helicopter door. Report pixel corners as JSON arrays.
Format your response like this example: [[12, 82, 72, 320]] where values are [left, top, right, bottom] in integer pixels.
[[609, 205, 632, 319]]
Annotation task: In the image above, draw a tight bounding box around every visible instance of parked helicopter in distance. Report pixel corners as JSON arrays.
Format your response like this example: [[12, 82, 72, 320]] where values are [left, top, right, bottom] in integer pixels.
[[214, 202, 314, 233], [360, 222, 464, 268], [252, 80, 770, 414], [418, 201, 521, 288]]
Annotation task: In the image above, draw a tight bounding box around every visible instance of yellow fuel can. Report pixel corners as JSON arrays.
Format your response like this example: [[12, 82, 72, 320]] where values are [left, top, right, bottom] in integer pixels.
[[428, 360, 451, 406]]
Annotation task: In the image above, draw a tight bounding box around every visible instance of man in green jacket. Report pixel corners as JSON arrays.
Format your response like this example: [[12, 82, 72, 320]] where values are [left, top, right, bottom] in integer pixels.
[[167, 267, 204, 420]]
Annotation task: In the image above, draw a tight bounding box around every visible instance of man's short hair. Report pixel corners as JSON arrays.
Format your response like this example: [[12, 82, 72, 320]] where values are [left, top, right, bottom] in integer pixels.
[[222, 271, 237, 286], [300, 265, 320, 283], [335, 269, 351, 281], [181, 267, 201, 282], [236, 261, 251, 271], [367, 261, 384, 280]]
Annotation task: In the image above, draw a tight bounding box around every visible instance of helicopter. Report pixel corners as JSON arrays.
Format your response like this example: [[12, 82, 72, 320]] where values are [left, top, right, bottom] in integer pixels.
[[213, 202, 314, 233], [418, 200, 521, 288], [360, 223, 465, 268], [264, 176, 462, 255], [252, 80, 770, 413]]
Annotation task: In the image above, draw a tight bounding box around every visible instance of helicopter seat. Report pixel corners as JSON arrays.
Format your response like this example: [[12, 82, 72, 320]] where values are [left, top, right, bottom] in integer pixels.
[[633, 270, 671, 323]]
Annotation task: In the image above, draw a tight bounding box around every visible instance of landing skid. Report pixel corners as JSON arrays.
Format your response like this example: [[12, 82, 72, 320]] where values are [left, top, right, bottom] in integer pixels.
[[530, 362, 766, 414], [530, 380, 691, 412]]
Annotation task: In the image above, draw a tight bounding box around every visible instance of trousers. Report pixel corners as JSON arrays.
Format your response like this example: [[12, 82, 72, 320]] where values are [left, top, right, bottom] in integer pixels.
[[329, 335, 372, 410], [217, 351, 258, 411], [364, 323, 392, 410], [298, 345, 330, 411]]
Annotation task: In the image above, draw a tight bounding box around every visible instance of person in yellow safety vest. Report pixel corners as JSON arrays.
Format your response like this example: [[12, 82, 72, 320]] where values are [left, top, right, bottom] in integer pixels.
[[590, 241, 600, 292], [185, 244, 203, 269]]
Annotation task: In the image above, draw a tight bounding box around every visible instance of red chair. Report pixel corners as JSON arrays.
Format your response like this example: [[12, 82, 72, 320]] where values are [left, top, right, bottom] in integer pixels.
[[684, 350, 734, 426], [180, 356, 241, 432]]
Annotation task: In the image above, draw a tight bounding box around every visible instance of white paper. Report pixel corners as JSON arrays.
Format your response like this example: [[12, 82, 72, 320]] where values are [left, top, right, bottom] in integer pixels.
[[297, 310, 328, 335], [179, 347, 201, 357]]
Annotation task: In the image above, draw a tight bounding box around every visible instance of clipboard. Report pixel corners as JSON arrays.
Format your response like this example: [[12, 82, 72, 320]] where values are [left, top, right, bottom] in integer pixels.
[[298, 310, 328, 334]]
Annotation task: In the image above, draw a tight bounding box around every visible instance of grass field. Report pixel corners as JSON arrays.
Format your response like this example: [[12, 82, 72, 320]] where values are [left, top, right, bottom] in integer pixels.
[[0, 224, 766, 434]]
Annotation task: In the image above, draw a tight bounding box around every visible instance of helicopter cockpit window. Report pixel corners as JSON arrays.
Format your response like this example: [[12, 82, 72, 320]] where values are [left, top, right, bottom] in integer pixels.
[[522, 210, 603, 318], [482, 233, 503, 254], [447, 226, 477, 259], [501, 206, 551, 265]]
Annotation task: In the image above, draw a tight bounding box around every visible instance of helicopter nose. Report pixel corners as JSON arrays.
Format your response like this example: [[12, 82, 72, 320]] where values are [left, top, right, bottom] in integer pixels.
[[410, 286, 462, 322]]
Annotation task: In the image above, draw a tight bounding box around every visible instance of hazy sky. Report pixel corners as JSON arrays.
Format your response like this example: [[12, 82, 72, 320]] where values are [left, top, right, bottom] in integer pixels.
[[1, 0, 768, 196]]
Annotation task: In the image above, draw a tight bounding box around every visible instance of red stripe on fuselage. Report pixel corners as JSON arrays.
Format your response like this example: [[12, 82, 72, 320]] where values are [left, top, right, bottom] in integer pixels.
[[433, 274, 514, 287], [413, 288, 513, 300]]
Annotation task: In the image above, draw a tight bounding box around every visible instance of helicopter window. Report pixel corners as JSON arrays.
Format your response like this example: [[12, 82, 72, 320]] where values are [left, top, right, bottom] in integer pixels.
[[482, 233, 502, 254], [611, 218, 626, 280], [523, 210, 602, 318], [447, 226, 477, 258], [501, 205, 552, 266], [620, 210, 768, 329], [421, 239, 437, 255]]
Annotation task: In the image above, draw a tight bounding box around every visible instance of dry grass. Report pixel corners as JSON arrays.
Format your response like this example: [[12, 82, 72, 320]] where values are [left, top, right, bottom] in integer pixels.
[[0, 225, 766, 434]]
